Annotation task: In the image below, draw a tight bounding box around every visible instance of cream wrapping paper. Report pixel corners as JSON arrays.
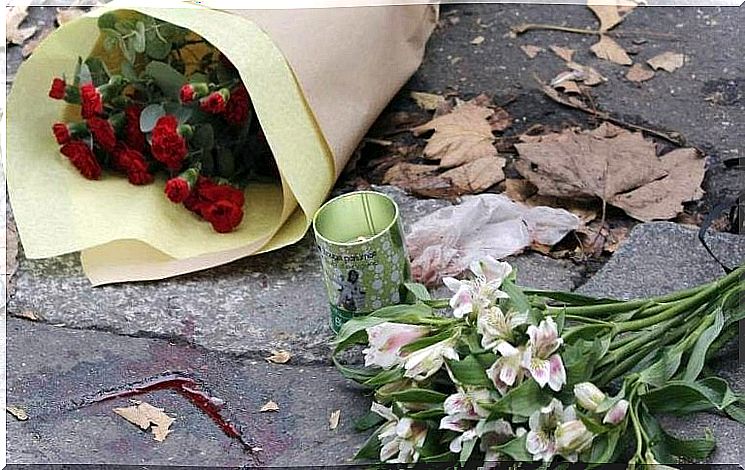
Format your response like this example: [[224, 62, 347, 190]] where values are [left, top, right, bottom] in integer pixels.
[[6, 1, 437, 285]]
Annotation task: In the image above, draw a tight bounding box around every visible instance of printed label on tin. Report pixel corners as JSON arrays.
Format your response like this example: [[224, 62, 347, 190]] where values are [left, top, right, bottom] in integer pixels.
[[316, 219, 410, 329]]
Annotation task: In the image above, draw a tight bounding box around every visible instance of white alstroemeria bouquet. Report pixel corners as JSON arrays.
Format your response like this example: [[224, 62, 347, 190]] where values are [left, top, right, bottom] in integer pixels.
[[333, 257, 745, 467]]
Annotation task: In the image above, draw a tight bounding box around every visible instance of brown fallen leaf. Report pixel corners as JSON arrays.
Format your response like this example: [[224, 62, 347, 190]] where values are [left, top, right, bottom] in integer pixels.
[[6, 406, 29, 421], [56, 7, 86, 25], [266, 350, 292, 364], [612, 148, 705, 221], [647, 52, 686, 72], [440, 156, 507, 194], [488, 107, 512, 132], [260, 400, 280, 413], [21, 26, 53, 58], [626, 63, 655, 83], [113, 401, 175, 442], [514, 124, 704, 221], [6, 3, 37, 45], [15, 310, 41, 321], [605, 226, 630, 253], [410, 92, 445, 112], [568, 62, 607, 86], [504, 178, 537, 202], [412, 101, 497, 168], [590, 35, 632, 65], [329, 409, 341, 430], [588, 2, 637, 32], [520, 45, 544, 59], [471, 35, 485, 45], [550, 45, 576, 63], [526, 195, 600, 224]]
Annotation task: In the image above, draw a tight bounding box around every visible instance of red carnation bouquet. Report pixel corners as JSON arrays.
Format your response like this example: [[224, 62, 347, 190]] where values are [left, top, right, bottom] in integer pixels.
[[47, 11, 275, 233]]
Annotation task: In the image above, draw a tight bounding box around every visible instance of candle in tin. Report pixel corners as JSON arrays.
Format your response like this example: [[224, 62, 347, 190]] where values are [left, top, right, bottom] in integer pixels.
[[313, 191, 411, 333]]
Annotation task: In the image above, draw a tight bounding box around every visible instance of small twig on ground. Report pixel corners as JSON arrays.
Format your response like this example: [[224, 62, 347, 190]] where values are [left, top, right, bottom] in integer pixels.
[[533, 75, 688, 147], [512, 23, 678, 40]]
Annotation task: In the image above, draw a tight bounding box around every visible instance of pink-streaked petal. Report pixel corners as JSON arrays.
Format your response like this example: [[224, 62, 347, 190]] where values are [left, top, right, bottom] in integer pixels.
[[526, 431, 547, 455], [496, 341, 519, 358], [442, 277, 463, 293], [500, 363, 518, 386], [603, 399, 629, 425], [547, 354, 567, 392], [529, 358, 551, 388]]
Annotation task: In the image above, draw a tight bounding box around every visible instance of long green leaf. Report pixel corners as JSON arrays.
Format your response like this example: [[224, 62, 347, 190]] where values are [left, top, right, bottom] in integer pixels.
[[403, 282, 431, 302], [388, 389, 448, 404], [523, 289, 619, 306], [494, 434, 532, 462], [354, 426, 383, 460], [354, 410, 385, 432], [489, 380, 551, 418], [332, 315, 387, 353], [446, 355, 491, 387], [502, 279, 531, 316], [683, 309, 724, 382], [364, 367, 404, 387]]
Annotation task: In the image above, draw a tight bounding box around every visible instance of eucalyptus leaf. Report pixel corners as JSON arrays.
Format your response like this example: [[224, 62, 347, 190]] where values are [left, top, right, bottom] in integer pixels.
[[78, 62, 92, 85], [97, 12, 118, 30], [103, 33, 119, 52], [217, 147, 236, 178], [132, 21, 146, 53], [145, 28, 172, 60], [114, 19, 136, 34], [139, 104, 166, 133], [192, 124, 215, 156], [144, 61, 187, 100], [121, 61, 137, 81], [188, 72, 210, 84]]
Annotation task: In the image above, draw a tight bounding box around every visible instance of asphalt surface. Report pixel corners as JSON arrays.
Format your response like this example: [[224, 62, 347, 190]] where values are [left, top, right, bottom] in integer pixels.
[[4, 3, 745, 468]]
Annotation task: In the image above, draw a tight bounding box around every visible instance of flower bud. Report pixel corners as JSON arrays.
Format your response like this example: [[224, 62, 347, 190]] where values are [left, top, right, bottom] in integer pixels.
[[603, 399, 629, 425], [555, 420, 594, 454], [177, 123, 194, 139], [573, 382, 606, 412]]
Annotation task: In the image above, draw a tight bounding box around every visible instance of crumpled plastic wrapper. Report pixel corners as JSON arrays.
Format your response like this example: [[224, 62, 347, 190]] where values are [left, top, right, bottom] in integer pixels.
[[407, 194, 581, 286]]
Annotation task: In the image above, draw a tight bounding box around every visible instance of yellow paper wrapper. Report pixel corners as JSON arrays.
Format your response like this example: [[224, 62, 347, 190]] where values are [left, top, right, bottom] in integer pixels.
[[6, 1, 437, 285]]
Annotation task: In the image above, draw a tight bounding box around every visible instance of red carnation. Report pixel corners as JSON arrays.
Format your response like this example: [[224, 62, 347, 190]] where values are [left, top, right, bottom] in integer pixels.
[[60, 141, 101, 180], [87, 116, 117, 153], [49, 78, 66, 100], [80, 83, 103, 118], [196, 178, 245, 208], [124, 105, 147, 152], [180, 84, 196, 103], [199, 90, 228, 114], [112, 145, 153, 185], [151, 115, 188, 171], [204, 199, 244, 233], [224, 85, 251, 126], [165, 177, 191, 203], [52, 123, 71, 145]]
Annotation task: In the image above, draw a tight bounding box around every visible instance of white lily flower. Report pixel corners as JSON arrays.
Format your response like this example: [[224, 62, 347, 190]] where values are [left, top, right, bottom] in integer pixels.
[[603, 399, 630, 425], [443, 277, 477, 319], [555, 419, 595, 462], [573, 382, 606, 413], [477, 306, 528, 350], [644, 449, 679, 470], [479, 419, 516, 469], [449, 428, 478, 453], [526, 399, 576, 463], [487, 342, 526, 394], [403, 338, 459, 381], [372, 403, 428, 463], [440, 413, 473, 432], [363, 322, 430, 369], [470, 256, 513, 288], [523, 318, 566, 391]]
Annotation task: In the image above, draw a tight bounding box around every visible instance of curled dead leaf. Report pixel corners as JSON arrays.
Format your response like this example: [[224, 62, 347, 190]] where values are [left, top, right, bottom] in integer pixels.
[[412, 101, 497, 168], [329, 409, 341, 430], [260, 400, 280, 413], [471, 35, 485, 45], [6, 3, 37, 45], [6, 406, 29, 421], [410, 92, 446, 111], [520, 45, 544, 59], [440, 156, 507, 194], [647, 52, 686, 72], [626, 63, 655, 83], [590, 35, 632, 65], [266, 350, 292, 364], [113, 401, 175, 442]]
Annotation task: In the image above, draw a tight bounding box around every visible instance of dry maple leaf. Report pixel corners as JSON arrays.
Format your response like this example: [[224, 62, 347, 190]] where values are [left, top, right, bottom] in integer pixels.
[[6, 406, 29, 421], [113, 401, 175, 442], [260, 400, 280, 413], [520, 45, 544, 59], [266, 350, 292, 364], [329, 409, 341, 430], [647, 52, 686, 73], [440, 156, 506, 194], [626, 63, 655, 83], [6, 3, 37, 45], [514, 124, 704, 221], [410, 91, 445, 111], [590, 35, 632, 65], [412, 102, 497, 168], [587, 3, 636, 32], [550, 45, 576, 63]]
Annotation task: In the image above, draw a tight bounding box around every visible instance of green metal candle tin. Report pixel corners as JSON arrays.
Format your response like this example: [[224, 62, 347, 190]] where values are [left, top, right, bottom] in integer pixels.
[[313, 191, 411, 334]]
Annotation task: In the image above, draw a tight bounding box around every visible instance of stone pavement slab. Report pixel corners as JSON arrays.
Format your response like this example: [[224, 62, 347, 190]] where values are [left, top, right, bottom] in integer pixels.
[[6, 186, 582, 364], [5, 317, 370, 467], [580, 221, 745, 466]]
